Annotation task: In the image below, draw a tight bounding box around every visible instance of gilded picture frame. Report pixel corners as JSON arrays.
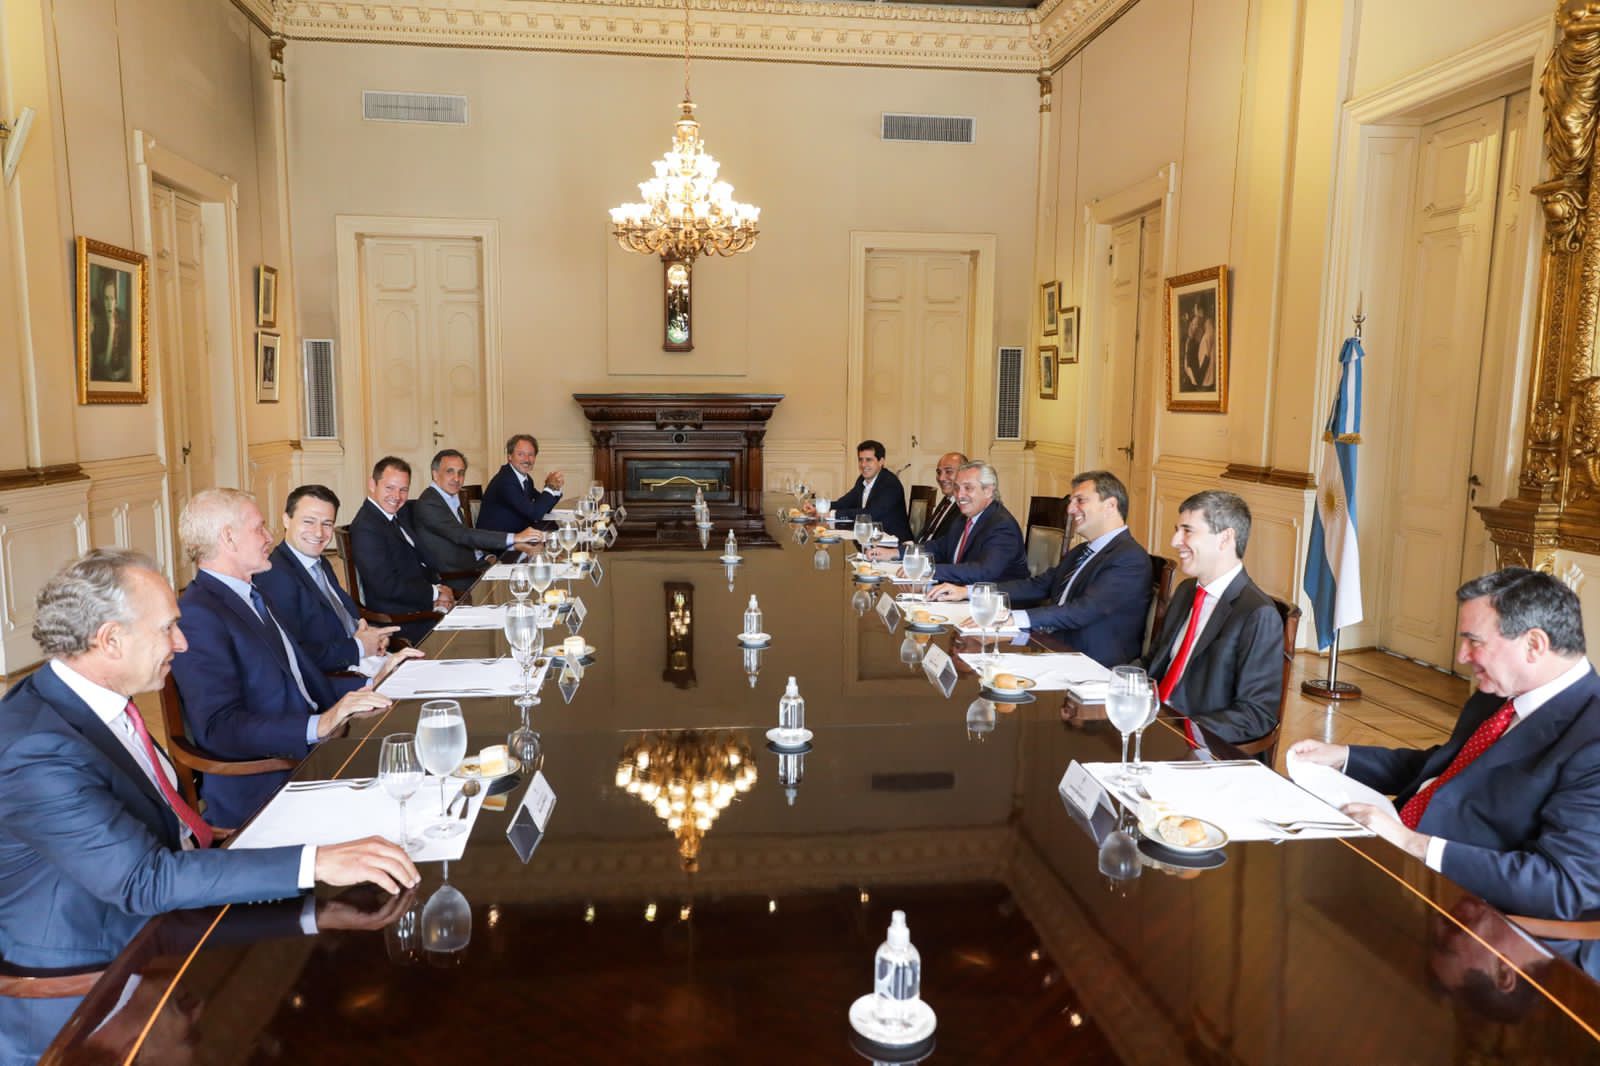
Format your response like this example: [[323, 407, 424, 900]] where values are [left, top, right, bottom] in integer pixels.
[[1164, 265, 1229, 413], [75, 236, 149, 404], [1041, 280, 1061, 337], [1059, 306, 1081, 365], [257, 265, 279, 329], [1038, 345, 1059, 399], [256, 331, 282, 403]]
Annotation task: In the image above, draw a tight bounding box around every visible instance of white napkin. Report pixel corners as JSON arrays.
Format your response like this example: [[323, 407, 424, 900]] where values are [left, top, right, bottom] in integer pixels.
[[377, 657, 539, 699], [957, 652, 1110, 693], [1084, 760, 1372, 841], [433, 604, 509, 630], [230, 778, 486, 863], [482, 562, 582, 581]]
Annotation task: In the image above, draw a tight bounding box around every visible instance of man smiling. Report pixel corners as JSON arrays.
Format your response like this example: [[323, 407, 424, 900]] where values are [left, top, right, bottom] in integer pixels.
[[349, 457, 454, 641], [411, 449, 541, 593], [477, 434, 565, 534]]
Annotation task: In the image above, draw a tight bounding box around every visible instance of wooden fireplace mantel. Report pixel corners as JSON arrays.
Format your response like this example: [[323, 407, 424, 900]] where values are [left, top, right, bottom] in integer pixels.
[[574, 393, 784, 519]]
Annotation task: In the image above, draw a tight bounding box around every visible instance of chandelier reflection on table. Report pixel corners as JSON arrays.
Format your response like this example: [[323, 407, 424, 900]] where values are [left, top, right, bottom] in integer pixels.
[[616, 730, 757, 872]]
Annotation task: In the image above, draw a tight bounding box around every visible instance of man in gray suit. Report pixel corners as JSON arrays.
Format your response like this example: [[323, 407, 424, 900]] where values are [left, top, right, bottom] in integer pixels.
[[410, 449, 541, 593]]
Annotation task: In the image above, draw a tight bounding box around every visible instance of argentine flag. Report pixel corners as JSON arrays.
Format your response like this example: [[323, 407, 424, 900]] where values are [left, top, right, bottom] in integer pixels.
[[1303, 336, 1364, 651]]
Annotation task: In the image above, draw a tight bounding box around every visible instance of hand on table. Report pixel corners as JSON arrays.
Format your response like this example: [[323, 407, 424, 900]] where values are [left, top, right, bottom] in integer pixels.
[[514, 526, 543, 545], [316, 689, 392, 739], [928, 582, 968, 602], [1343, 802, 1430, 860], [313, 836, 420, 893], [354, 620, 399, 658], [1286, 738, 1349, 768], [371, 646, 423, 687], [864, 544, 898, 562]]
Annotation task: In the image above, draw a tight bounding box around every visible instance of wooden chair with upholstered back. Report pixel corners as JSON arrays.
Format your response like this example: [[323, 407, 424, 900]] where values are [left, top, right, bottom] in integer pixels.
[[1229, 596, 1301, 765], [157, 675, 297, 815], [459, 484, 483, 528], [1144, 556, 1179, 650], [332, 525, 444, 631], [907, 484, 937, 539], [1022, 495, 1072, 578]]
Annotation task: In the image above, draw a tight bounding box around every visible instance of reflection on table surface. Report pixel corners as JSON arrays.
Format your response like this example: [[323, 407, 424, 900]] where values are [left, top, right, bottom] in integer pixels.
[[34, 519, 1600, 1064]]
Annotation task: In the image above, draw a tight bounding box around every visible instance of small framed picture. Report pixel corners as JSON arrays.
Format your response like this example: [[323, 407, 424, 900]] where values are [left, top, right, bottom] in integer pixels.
[[1038, 345, 1059, 399], [1041, 280, 1061, 337], [1060, 306, 1080, 365], [75, 237, 149, 404], [256, 331, 281, 403], [257, 265, 279, 329], [1165, 265, 1230, 413]]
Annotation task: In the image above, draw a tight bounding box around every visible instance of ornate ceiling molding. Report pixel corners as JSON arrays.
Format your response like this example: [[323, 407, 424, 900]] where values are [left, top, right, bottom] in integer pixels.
[[263, 0, 1135, 74]]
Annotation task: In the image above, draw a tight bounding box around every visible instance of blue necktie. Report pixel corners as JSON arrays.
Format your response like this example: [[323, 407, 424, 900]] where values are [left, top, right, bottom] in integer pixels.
[[249, 586, 317, 709], [311, 561, 357, 637], [1056, 546, 1097, 605]]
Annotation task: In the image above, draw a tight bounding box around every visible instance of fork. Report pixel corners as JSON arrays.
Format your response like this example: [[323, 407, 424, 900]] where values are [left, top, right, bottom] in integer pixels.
[[1259, 817, 1361, 834], [286, 777, 377, 792]]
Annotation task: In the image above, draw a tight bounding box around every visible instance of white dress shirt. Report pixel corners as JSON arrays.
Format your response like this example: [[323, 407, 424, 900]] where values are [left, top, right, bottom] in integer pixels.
[[859, 474, 878, 509], [511, 468, 561, 499], [434, 486, 515, 550], [1013, 526, 1127, 631], [369, 503, 447, 601], [1163, 562, 1243, 662]]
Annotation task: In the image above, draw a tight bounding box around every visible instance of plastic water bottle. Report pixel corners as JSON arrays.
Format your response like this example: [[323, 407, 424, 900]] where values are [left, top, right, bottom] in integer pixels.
[[725, 529, 738, 558], [873, 911, 921, 1029], [778, 676, 805, 736], [778, 750, 804, 805], [743, 595, 763, 638]]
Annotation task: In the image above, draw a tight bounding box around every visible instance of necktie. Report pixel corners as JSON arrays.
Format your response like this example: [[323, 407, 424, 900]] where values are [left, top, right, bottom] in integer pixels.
[[922, 497, 951, 542], [524, 476, 537, 502], [1056, 547, 1097, 605], [953, 518, 976, 563], [311, 561, 357, 637], [249, 586, 317, 709], [1157, 587, 1209, 747], [861, 479, 872, 508], [1398, 701, 1517, 829], [122, 700, 212, 848]]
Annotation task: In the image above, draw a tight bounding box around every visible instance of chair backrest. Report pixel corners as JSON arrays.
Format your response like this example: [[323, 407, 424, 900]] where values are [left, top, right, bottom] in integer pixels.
[[1025, 525, 1066, 578], [332, 525, 370, 611], [460, 484, 483, 528], [1025, 494, 1069, 534], [1144, 556, 1180, 649], [907, 484, 936, 538], [157, 677, 201, 807], [1234, 596, 1301, 765]]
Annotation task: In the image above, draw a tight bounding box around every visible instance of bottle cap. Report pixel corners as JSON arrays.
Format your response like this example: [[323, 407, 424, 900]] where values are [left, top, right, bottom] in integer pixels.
[[784, 676, 799, 696], [887, 910, 909, 949], [748, 595, 759, 608]]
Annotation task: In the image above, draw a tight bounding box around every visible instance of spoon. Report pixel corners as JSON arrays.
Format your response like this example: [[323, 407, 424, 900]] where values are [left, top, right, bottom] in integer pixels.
[[453, 779, 482, 819]]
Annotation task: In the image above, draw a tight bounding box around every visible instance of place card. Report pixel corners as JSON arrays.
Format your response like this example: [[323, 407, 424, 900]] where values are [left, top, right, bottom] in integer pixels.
[[1057, 761, 1118, 844], [506, 772, 555, 864], [920, 643, 957, 697], [876, 591, 901, 632], [568, 597, 588, 632], [589, 557, 604, 585]]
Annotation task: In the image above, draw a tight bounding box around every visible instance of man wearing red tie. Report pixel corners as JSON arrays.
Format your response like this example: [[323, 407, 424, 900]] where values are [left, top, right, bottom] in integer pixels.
[[1140, 490, 1283, 748], [1291, 568, 1600, 922]]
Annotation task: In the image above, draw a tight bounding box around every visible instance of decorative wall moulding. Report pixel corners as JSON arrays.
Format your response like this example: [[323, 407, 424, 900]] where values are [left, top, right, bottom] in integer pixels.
[[272, 0, 1132, 73]]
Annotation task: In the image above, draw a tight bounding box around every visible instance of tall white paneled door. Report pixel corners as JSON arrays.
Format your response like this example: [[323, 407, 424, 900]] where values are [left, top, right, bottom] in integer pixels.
[[1381, 91, 1529, 672], [860, 251, 972, 490], [359, 237, 488, 483], [1100, 206, 1163, 538], [150, 184, 216, 586]]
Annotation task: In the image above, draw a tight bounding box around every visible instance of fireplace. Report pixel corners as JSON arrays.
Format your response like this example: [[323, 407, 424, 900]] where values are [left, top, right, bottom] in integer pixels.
[[574, 394, 783, 522]]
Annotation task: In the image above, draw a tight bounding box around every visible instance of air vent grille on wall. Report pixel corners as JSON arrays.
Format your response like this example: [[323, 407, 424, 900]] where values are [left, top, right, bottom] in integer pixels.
[[303, 340, 338, 439], [881, 113, 976, 144], [362, 91, 469, 125], [995, 346, 1023, 441]]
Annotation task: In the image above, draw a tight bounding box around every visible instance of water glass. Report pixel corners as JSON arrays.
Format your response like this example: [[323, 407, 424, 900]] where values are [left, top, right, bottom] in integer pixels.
[[508, 563, 534, 602], [1106, 666, 1153, 784], [968, 583, 999, 657], [530, 554, 554, 597], [378, 733, 425, 854], [416, 700, 468, 839], [1130, 688, 1161, 774], [589, 481, 604, 505], [504, 603, 542, 709]]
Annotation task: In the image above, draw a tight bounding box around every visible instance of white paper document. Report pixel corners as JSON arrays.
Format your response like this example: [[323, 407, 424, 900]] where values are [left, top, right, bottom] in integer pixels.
[[1286, 755, 1401, 822], [230, 778, 486, 863], [376, 657, 535, 699], [1082, 760, 1373, 842]]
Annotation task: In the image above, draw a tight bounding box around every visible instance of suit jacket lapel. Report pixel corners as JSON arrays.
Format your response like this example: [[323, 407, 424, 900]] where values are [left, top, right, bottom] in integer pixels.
[[1053, 543, 1092, 601], [1150, 580, 1198, 675], [1181, 570, 1248, 666], [1467, 670, 1598, 779], [195, 571, 294, 674]]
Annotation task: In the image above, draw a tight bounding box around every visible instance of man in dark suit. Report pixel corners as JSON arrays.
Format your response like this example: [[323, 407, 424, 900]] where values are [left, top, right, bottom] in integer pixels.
[[412, 448, 541, 594], [812, 440, 912, 542], [908, 461, 1028, 585], [255, 484, 396, 675], [172, 489, 402, 827], [0, 549, 419, 972], [1292, 568, 1600, 922], [350, 456, 454, 643], [1140, 489, 1282, 747], [476, 433, 565, 534], [88, 273, 132, 384], [915, 451, 966, 545], [933, 470, 1152, 666]]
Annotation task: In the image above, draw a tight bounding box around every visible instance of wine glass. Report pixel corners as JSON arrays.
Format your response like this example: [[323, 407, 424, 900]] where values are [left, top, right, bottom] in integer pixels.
[[902, 545, 931, 599], [504, 603, 542, 709], [416, 700, 468, 839], [379, 733, 425, 855], [852, 515, 872, 554], [530, 553, 554, 600], [1130, 685, 1161, 774], [1106, 666, 1153, 786], [968, 583, 999, 659], [422, 868, 472, 958], [558, 523, 580, 565], [508, 562, 534, 603], [589, 480, 604, 506]]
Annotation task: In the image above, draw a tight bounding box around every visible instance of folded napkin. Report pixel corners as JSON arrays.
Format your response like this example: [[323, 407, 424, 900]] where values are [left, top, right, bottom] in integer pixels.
[[230, 777, 486, 863], [434, 604, 509, 630], [1286, 755, 1400, 821], [377, 657, 542, 699], [482, 562, 583, 581], [954, 651, 1108, 693]]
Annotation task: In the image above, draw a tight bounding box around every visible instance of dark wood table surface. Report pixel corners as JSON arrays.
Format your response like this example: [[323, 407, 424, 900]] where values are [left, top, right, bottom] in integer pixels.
[[28, 518, 1600, 1064]]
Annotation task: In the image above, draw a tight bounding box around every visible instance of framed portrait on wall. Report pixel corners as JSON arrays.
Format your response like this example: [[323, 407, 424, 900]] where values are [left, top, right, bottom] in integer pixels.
[[257, 265, 279, 329], [75, 237, 149, 404], [257, 332, 282, 403], [1060, 306, 1080, 365], [1038, 345, 1059, 399], [1041, 280, 1061, 337], [1164, 265, 1229, 413]]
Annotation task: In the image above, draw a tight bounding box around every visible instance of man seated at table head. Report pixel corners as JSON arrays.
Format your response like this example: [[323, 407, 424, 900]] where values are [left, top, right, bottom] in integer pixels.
[[1140, 489, 1282, 749], [477, 433, 565, 534], [811, 439, 912, 542], [1291, 568, 1600, 922], [172, 489, 399, 827], [911, 461, 1029, 585], [916, 451, 968, 545], [930, 470, 1152, 666], [254, 484, 397, 676], [0, 549, 419, 971], [411, 448, 542, 594], [350, 456, 455, 643]]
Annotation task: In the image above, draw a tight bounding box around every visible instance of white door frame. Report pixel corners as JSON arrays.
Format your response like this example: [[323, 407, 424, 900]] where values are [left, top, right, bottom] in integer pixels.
[[847, 231, 996, 477], [1075, 164, 1178, 543], [335, 215, 503, 503]]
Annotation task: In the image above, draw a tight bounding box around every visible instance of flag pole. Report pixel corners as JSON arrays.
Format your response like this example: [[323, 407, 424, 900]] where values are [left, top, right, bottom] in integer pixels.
[[1301, 301, 1364, 703]]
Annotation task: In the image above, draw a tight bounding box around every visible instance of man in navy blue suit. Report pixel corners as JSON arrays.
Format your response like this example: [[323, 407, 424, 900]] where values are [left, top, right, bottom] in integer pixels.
[[1293, 568, 1600, 921], [476, 433, 566, 534], [172, 489, 404, 827], [808, 440, 912, 543], [0, 548, 419, 973], [349, 457, 454, 643], [929, 470, 1153, 666], [255, 484, 397, 675], [900, 461, 1027, 585]]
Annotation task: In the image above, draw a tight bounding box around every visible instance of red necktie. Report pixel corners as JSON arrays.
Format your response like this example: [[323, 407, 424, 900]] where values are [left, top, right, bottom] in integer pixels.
[[953, 518, 975, 563], [1157, 587, 1208, 747], [122, 700, 213, 849], [1398, 700, 1516, 830]]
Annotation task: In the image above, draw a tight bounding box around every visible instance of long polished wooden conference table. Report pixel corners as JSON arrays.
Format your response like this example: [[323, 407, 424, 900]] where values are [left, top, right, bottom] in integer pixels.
[[30, 516, 1600, 1063]]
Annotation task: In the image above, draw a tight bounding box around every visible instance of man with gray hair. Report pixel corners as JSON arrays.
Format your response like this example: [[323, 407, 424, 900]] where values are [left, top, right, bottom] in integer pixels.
[[172, 488, 413, 827], [1292, 568, 1600, 921], [916, 461, 1028, 585], [0, 549, 419, 971]]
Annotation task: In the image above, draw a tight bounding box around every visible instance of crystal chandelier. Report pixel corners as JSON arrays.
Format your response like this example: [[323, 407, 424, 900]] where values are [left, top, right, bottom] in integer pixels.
[[615, 730, 757, 872], [608, 0, 760, 261]]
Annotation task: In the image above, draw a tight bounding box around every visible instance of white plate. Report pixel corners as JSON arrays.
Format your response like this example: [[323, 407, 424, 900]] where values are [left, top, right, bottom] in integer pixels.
[[1140, 815, 1229, 854], [451, 754, 523, 781], [550, 645, 597, 662], [766, 727, 814, 748], [848, 994, 936, 1047], [719, 554, 743, 563], [737, 632, 772, 645]]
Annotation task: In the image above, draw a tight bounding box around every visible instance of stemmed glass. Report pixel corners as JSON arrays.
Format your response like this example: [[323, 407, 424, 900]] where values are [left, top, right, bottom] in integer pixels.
[[902, 544, 931, 599], [589, 481, 604, 507], [1106, 666, 1154, 786], [422, 863, 472, 958], [378, 733, 425, 855], [852, 515, 873, 556], [1130, 685, 1161, 774], [558, 523, 580, 568], [968, 583, 999, 659], [508, 562, 534, 603], [504, 603, 543, 710], [416, 700, 468, 839], [530, 553, 554, 603]]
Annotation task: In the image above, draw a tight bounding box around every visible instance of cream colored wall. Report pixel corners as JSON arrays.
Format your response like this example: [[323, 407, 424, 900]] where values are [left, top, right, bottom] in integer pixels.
[[285, 42, 1039, 504], [1350, 0, 1550, 99]]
